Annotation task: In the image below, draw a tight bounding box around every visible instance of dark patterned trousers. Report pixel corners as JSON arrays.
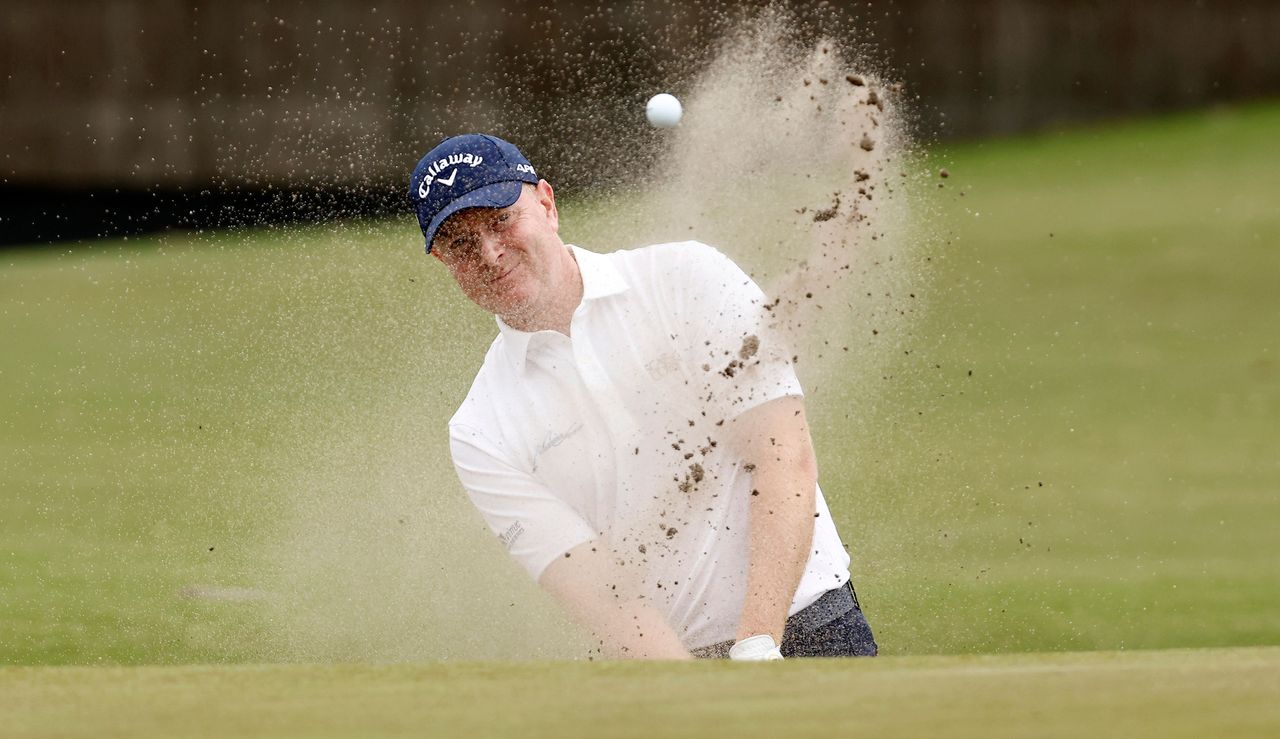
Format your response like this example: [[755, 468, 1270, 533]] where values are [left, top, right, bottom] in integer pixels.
[[691, 579, 879, 659]]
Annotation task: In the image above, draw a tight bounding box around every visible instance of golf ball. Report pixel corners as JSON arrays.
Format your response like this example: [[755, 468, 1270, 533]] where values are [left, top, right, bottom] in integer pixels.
[[645, 93, 683, 128]]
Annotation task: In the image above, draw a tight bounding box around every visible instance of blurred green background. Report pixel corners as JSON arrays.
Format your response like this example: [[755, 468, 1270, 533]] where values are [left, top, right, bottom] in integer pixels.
[[4, 100, 1277, 665]]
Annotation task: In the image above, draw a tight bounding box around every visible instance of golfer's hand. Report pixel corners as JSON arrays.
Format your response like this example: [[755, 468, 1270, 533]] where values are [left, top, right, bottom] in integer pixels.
[[729, 634, 784, 661]]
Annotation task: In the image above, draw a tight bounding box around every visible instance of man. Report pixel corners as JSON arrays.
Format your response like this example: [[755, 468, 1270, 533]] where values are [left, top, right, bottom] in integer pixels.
[[410, 133, 877, 660]]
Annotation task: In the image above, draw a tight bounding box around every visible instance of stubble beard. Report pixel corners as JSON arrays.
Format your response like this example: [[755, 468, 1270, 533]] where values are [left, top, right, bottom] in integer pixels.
[[499, 255, 576, 333], [482, 264, 543, 329]]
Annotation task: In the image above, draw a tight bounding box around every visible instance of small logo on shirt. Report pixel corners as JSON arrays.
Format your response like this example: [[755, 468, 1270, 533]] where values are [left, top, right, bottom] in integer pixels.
[[532, 422, 584, 472], [497, 521, 525, 550], [645, 352, 681, 378]]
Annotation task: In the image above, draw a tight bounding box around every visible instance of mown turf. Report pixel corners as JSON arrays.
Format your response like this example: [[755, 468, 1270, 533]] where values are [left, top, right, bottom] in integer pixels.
[[2, 102, 1278, 666], [851, 101, 1280, 655], [2, 647, 1278, 738]]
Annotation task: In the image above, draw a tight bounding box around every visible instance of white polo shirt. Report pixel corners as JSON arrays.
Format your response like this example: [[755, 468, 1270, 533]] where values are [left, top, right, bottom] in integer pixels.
[[449, 241, 851, 649]]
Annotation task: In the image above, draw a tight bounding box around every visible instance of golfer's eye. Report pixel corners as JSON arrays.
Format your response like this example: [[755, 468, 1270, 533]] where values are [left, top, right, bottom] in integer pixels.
[[442, 235, 475, 258]]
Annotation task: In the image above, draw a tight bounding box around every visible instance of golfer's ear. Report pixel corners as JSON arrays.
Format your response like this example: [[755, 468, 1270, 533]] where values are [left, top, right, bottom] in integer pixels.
[[536, 179, 559, 231]]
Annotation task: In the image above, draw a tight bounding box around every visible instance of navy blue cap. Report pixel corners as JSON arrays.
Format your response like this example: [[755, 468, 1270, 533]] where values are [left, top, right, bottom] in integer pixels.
[[408, 134, 540, 253]]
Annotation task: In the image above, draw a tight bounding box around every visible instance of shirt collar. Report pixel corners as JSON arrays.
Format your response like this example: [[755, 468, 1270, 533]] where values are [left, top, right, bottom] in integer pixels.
[[496, 244, 629, 372]]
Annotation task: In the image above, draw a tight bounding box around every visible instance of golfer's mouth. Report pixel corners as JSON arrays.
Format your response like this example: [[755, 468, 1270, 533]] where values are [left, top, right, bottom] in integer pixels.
[[491, 265, 518, 285]]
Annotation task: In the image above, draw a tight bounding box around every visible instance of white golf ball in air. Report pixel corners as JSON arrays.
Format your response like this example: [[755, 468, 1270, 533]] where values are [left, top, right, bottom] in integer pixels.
[[646, 93, 683, 128]]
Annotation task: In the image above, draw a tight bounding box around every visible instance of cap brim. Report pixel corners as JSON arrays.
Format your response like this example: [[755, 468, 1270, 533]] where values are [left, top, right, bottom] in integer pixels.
[[420, 180, 525, 253]]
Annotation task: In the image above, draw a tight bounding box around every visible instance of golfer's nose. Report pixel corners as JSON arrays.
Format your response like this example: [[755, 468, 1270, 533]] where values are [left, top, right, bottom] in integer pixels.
[[477, 232, 506, 266]]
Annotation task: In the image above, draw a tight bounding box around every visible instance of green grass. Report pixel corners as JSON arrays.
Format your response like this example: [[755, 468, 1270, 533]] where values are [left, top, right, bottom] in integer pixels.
[[2, 101, 1279, 670], [846, 101, 1280, 655], [3, 647, 1278, 737]]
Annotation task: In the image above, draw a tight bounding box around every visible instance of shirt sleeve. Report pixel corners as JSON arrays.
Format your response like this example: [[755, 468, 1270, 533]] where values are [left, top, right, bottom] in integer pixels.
[[450, 423, 597, 581], [663, 242, 804, 422]]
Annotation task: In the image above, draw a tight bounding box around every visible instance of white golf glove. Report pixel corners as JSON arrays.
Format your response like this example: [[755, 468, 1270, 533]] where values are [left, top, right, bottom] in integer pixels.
[[729, 634, 784, 661]]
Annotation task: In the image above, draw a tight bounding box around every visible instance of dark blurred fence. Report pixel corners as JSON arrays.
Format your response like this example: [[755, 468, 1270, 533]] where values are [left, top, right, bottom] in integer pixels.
[[2, 0, 1277, 242], [884, 0, 1278, 137]]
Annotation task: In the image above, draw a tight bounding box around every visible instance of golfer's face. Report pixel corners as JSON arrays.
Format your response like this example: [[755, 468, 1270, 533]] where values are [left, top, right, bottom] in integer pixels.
[[433, 182, 561, 319]]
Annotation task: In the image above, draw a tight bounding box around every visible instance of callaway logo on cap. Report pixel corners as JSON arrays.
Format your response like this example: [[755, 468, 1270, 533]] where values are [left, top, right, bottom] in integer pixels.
[[409, 134, 540, 253]]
